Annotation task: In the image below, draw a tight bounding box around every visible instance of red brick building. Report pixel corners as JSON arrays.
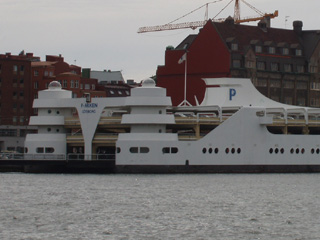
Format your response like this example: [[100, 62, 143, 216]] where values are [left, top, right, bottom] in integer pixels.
[[157, 19, 320, 107]]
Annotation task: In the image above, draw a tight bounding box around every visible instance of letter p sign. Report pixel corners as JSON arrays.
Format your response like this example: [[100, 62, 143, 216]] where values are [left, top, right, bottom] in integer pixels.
[[229, 88, 236, 100]]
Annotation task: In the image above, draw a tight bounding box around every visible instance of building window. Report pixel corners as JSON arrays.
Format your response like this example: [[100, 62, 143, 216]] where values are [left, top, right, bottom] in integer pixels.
[[44, 71, 48, 76], [257, 62, 266, 70], [257, 79, 267, 87], [85, 84, 90, 90], [282, 48, 289, 55], [284, 97, 293, 105], [20, 104, 24, 110], [13, 116, 17, 123], [310, 65, 317, 73], [109, 90, 115, 95], [20, 116, 24, 123], [13, 65, 18, 72], [34, 82, 38, 89], [296, 49, 302, 56], [297, 65, 304, 73], [271, 63, 279, 71], [297, 97, 306, 106], [20, 65, 24, 72], [49, 71, 53, 77], [270, 80, 281, 88], [233, 60, 241, 68], [255, 45, 262, 53], [297, 81, 307, 89], [284, 64, 292, 72], [72, 93, 77, 98], [75, 80, 79, 88], [34, 93, 38, 99], [246, 61, 254, 68], [92, 84, 95, 90], [231, 43, 238, 51], [63, 80, 68, 88], [310, 82, 320, 90], [80, 84, 83, 89], [284, 80, 294, 89], [34, 70, 38, 76], [269, 47, 276, 54], [20, 78, 24, 84], [71, 80, 74, 88]]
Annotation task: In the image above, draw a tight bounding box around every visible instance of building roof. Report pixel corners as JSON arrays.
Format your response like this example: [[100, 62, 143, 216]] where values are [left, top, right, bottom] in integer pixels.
[[90, 70, 124, 83], [31, 61, 56, 67], [211, 20, 302, 51]]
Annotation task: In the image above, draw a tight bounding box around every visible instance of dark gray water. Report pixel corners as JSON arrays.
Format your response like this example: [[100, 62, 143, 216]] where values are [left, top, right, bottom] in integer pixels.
[[0, 173, 319, 240]]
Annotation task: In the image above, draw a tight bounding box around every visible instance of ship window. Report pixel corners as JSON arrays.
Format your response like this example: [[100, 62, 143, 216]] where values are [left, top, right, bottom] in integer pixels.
[[56, 111, 60, 114], [159, 110, 162, 114], [215, 148, 219, 154], [311, 148, 315, 154], [208, 148, 213, 154], [280, 148, 284, 154], [296, 148, 300, 154], [45, 147, 54, 153], [301, 148, 305, 154], [237, 148, 241, 154], [48, 109, 52, 114], [202, 148, 207, 154], [140, 147, 149, 153], [317, 149, 320, 154], [231, 148, 235, 154], [129, 147, 138, 153], [56, 129, 60, 132], [47, 128, 51, 132], [269, 148, 273, 154], [290, 148, 294, 154], [25, 148, 28, 153], [171, 147, 178, 154], [225, 148, 229, 154], [162, 147, 178, 154], [116, 147, 121, 153], [275, 148, 279, 154], [162, 147, 170, 154], [36, 147, 44, 153]]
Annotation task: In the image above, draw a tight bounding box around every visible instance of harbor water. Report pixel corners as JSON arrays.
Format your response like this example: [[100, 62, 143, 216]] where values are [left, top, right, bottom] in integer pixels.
[[0, 173, 320, 240]]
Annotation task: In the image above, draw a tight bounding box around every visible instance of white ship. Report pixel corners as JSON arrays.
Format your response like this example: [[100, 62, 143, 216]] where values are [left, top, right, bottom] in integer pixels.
[[23, 78, 320, 173]]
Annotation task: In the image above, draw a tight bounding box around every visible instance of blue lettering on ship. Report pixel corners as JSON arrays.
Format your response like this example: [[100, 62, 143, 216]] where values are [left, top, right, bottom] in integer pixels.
[[81, 103, 98, 114], [229, 88, 236, 100]]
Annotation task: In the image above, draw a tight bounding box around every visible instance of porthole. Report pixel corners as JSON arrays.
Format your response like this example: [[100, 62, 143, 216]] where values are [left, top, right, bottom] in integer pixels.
[[290, 148, 294, 154], [56, 111, 60, 114], [45, 147, 54, 153], [296, 148, 299, 154], [301, 148, 305, 154], [130, 147, 138, 153], [202, 148, 207, 154], [275, 148, 279, 154], [47, 128, 51, 132], [214, 148, 219, 154], [231, 148, 235, 154], [171, 147, 178, 154], [56, 129, 60, 132], [280, 148, 284, 154], [162, 147, 170, 154], [159, 129, 162, 133], [237, 148, 241, 154], [225, 148, 229, 154], [317, 148, 320, 154], [311, 148, 315, 154], [159, 110, 162, 114], [269, 148, 273, 154], [48, 109, 52, 114], [140, 147, 149, 153], [208, 148, 213, 154], [36, 147, 44, 153], [116, 147, 121, 153]]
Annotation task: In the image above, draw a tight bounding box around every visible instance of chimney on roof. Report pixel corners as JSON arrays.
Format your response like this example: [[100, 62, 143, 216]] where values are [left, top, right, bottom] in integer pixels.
[[225, 16, 235, 25], [293, 21, 303, 35]]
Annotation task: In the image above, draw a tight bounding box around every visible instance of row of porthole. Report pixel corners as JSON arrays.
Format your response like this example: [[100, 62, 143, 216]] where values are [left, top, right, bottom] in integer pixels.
[[202, 148, 241, 154], [48, 109, 60, 114], [270, 148, 320, 154]]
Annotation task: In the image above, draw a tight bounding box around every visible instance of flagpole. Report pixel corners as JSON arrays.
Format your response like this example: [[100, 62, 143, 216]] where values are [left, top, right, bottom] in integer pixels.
[[178, 51, 192, 107]]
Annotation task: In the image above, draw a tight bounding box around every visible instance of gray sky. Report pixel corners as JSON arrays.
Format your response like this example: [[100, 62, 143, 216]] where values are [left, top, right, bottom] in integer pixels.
[[1, 0, 319, 81]]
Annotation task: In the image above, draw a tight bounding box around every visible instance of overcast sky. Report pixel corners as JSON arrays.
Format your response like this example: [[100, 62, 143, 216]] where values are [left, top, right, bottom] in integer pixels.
[[1, 0, 319, 82]]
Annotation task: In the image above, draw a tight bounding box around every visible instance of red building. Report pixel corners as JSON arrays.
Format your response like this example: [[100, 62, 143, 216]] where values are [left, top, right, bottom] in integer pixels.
[[157, 19, 320, 107]]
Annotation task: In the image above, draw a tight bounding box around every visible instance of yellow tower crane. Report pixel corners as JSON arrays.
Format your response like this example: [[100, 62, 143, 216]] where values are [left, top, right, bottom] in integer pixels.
[[137, 0, 278, 33]]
